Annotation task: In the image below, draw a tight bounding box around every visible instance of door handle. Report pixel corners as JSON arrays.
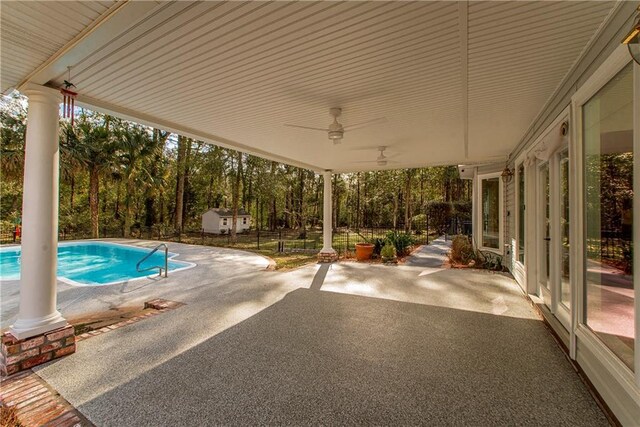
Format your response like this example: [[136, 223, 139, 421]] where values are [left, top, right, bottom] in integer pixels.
[[543, 237, 551, 241]]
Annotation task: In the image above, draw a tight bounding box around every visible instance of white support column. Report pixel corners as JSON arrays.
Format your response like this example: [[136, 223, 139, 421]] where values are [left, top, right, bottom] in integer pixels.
[[319, 170, 337, 262], [10, 85, 67, 340]]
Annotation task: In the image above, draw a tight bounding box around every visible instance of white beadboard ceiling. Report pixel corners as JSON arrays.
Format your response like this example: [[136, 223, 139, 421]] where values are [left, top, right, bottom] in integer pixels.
[[1, 1, 617, 172], [0, 1, 117, 93]]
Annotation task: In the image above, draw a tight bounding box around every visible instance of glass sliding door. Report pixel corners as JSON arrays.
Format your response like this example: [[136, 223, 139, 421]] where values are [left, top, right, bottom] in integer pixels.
[[518, 164, 525, 264], [538, 162, 551, 304], [583, 63, 634, 371], [533, 133, 570, 328]]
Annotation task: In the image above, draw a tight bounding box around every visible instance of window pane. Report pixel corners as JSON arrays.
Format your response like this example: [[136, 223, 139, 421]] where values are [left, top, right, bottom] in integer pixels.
[[482, 177, 500, 249], [584, 63, 634, 371], [560, 150, 570, 308], [518, 164, 525, 263]]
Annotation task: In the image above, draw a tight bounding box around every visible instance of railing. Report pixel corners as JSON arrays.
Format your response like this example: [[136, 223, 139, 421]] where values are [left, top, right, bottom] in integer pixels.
[[136, 243, 169, 278]]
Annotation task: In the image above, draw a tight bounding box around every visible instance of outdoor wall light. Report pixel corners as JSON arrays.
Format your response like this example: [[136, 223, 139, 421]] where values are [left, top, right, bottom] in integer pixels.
[[623, 6, 640, 65], [501, 165, 514, 183]]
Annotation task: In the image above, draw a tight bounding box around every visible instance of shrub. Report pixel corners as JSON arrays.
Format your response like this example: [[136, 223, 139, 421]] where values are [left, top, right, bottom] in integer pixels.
[[426, 201, 452, 235], [380, 240, 397, 259], [426, 201, 472, 235], [477, 250, 504, 271], [450, 235, 475, 264], [373, 238, 385, 257], [385, 230, 415, 256]]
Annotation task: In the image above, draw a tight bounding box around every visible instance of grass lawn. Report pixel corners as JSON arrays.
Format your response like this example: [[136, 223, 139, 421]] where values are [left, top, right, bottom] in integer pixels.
[[170, 234, 318, 270]]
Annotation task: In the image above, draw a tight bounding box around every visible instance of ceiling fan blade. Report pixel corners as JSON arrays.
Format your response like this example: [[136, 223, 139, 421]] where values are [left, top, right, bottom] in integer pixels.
[[343, 117, 388, 132], [352, 160, 378, 163], [284, 124, 329, 132]]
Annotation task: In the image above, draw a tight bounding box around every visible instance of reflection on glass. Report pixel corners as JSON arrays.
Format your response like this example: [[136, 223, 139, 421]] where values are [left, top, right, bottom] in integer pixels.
[[482, 178, 500, 249], [560, 150, 570, 308], [584, 63, 634, 371], [518, 164, 525, 263]]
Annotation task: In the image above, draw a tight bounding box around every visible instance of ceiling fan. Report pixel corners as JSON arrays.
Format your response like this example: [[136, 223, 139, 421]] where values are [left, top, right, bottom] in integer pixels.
[[284, 107, 386, 144], [355, 146, 398, 167]]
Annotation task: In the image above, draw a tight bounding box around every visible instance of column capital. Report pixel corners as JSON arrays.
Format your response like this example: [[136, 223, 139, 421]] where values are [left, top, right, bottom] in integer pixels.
[[21, 83, 62, 105]]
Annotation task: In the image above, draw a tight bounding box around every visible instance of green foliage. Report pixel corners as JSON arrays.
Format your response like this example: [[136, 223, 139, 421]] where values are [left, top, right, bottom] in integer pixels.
[[380, 240, 397, 259], [477, 250, 504, 271], [385, 230, 415, 256], [426, 201, 472, 235], [426, 201, 452, 234], [373, 238, 385, 256], [450, 235, 505, 271], [623, 244, 633, 274]]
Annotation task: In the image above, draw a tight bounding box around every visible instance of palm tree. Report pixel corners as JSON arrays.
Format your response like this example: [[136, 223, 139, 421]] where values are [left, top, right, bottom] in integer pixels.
[[63, 112, 116, 238], [114, 122, 154, 237]]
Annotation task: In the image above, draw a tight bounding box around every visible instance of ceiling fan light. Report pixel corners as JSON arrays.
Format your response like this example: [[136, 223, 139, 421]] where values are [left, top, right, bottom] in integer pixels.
[[328, 131, 343, 140]]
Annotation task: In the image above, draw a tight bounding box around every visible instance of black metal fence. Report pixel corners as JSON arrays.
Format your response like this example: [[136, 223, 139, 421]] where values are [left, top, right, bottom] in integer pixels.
[[1, 217, 472, 258]]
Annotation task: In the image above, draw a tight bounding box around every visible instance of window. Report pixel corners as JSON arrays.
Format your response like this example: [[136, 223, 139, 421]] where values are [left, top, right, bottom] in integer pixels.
[[242, 217, 247, 225], [481, 177, 501, 249], [222, 218, 228, 226], [583, 63, 634, 371], [517, 163, 525, 263]]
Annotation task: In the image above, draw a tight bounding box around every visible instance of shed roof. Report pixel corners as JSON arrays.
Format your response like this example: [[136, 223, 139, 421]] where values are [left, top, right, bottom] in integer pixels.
[[205, 208, 251, 217]]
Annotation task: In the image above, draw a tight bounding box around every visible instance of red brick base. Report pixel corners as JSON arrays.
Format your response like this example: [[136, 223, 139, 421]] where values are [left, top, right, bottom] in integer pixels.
[[318, 251, 339, 263], [0, 325, 75, 377]]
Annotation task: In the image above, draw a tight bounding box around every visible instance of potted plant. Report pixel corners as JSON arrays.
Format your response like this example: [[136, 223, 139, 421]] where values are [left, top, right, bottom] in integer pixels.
[[380, 240, 397, 264], [355, 242, 374, 261]]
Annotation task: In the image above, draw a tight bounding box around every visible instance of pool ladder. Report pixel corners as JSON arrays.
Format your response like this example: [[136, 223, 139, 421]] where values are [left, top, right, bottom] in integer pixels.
[[136, 243, 169, 278]]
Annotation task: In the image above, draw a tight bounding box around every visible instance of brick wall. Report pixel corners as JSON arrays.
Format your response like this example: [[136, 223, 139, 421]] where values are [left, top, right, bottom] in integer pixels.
[[1, 325, 75, 376]]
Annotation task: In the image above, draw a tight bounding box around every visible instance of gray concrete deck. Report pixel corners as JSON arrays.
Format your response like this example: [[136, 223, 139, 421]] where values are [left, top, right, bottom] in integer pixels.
[[1, 239, 608, 425]]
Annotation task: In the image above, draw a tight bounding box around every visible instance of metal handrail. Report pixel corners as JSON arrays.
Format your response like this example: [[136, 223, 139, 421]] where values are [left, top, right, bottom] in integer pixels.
[[136, 243, 168, 278]]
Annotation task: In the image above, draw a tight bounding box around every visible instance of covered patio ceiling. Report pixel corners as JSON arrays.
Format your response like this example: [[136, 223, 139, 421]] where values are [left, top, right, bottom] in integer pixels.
[[1, 1, 617, 172]]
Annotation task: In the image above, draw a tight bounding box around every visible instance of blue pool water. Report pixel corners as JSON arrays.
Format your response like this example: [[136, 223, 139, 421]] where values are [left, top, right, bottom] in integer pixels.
[[0, 241, 192, 286]]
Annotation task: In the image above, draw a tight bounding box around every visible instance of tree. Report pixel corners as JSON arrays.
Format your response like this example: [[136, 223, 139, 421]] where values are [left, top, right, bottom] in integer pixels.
[[65, 112, 115, 238], [230, 151, 243, 243], [115, 123, 154, 237], [174, 135, 190, 237]]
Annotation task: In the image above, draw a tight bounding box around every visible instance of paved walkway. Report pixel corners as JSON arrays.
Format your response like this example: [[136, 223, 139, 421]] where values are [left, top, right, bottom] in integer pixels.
[[1, 239, 609, 426], [405, 235, 451, 268]]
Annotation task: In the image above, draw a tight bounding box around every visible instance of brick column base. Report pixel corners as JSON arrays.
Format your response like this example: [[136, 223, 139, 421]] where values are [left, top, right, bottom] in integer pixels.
[[318, 251, 339, 263], [1, 325, 75, 377]]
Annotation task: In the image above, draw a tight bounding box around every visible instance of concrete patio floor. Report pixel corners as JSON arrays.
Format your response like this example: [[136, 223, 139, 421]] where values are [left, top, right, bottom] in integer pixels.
[[1, 239, 609, 425]]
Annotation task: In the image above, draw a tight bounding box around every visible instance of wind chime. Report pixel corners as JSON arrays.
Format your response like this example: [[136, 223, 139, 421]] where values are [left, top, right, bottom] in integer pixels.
[[60, 66, 77, 125]]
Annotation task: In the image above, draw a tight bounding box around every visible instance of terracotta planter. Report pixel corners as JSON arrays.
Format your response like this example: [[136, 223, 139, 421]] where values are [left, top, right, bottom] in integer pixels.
[[355, 243, 374, 261]]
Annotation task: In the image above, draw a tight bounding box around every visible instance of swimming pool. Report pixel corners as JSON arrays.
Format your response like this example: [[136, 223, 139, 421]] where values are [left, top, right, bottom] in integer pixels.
[[0, 241, 194, 286]]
